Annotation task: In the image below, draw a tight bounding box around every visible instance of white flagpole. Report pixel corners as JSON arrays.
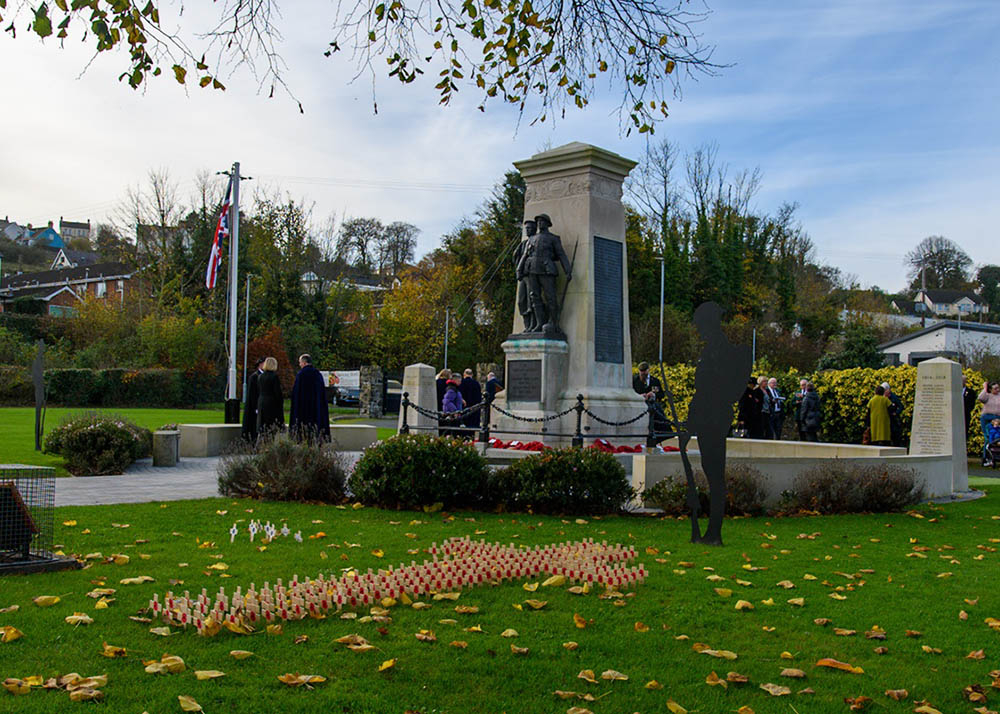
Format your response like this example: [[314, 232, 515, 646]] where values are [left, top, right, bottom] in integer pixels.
[[227, 162, 241, 412]]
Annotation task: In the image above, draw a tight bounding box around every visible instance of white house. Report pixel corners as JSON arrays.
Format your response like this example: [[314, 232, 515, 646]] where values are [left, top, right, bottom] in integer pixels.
[[880, 320, 1000, 365], [910, 288, 988, 317]]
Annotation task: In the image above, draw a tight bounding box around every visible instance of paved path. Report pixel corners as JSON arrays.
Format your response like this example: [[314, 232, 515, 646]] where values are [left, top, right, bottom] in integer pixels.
[[56, 453, 363, 507]]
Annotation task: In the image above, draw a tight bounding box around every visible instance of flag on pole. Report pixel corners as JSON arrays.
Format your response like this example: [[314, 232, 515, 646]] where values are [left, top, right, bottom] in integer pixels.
[[206, 177, 233, 289]]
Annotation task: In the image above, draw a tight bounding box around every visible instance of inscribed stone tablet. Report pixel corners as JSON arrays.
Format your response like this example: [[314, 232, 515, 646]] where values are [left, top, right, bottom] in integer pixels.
[[507, 360, 542, 402], [593, 237, 624, 363]]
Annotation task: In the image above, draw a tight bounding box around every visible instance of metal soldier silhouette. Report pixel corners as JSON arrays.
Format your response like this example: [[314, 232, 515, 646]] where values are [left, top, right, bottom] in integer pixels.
[[684, 302, 752, 545]]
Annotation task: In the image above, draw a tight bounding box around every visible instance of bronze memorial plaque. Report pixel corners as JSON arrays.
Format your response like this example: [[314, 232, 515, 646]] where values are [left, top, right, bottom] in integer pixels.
[[593, 236, 624, 363], [507, 359, 542, 402]]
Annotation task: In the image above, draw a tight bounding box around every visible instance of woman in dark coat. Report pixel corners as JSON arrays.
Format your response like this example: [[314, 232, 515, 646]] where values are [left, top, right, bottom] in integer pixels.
[[799, 382, 822, 442], [256, 357, 284, 435], [737, 378, 763, 438], [241, 356, 265, 442]]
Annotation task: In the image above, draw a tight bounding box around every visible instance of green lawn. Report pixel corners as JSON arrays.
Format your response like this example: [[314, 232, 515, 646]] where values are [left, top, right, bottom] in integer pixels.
[[0, 407, 229, 476], [3, 485, 1000, 712], [0, 407, 392, 477]]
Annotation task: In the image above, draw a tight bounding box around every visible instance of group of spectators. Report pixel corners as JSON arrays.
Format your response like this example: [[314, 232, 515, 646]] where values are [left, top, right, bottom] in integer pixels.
[[436, 368, 503, 436], [241, 353, 332, 443], [737, 377, 822, 441]]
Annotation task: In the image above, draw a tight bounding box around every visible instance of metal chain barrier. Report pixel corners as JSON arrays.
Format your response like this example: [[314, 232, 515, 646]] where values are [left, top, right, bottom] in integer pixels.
[[582, 407, 649, 427], [491, 403, 578, 423], [409, 402, 484, 420]]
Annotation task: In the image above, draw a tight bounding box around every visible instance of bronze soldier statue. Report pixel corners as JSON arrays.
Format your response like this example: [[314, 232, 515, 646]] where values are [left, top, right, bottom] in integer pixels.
[[513, 219, 538, 333], [517, 214, 571, 335]]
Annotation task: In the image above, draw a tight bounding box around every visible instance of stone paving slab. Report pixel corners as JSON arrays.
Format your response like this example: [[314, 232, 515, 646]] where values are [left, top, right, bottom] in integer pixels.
[[55, 453, 363, 507]]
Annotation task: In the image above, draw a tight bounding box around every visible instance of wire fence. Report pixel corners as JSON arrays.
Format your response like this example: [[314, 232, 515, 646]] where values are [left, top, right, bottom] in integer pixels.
[[0, 466, 55, 569]]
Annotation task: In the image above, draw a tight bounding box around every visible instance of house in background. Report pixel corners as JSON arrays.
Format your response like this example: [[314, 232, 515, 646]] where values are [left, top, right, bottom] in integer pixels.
[[0, 262, 134, 316], [880, 320, 1000, 366], [59, 217, 91, 244], [907, 288, 988, 317], [20, 222, 65, 251], [50, 248, 102, 270], [0, 217, 28, 243]]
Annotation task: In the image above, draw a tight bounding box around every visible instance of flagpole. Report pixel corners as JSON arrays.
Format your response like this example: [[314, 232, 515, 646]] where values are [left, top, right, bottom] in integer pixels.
[[242, 274, 252, 403], [224, 162, 241, 423]]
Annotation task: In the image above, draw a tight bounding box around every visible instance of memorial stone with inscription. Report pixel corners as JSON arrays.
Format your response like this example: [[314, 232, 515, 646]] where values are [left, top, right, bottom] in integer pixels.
[[909, 357, 968, 492], [491, 142, 646, 444]]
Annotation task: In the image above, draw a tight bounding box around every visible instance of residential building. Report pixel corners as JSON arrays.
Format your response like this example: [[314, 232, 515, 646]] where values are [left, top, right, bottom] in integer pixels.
[[50, 249, 102, 270], [879, 320, 1000, 365], [0, 262, 134, 316], [909, 289, 987, 317], [59, 217, 91, 244], [20, 222, 65, 251]]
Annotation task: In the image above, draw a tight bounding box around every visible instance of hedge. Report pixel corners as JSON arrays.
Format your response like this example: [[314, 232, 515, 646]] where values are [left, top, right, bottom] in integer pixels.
[[643, 363, 986, 456], [0, 367, 224, 407]]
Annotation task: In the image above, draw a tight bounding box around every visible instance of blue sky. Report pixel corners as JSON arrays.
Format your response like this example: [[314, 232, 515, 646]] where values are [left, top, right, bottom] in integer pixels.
[[1, 0, 997, 292]]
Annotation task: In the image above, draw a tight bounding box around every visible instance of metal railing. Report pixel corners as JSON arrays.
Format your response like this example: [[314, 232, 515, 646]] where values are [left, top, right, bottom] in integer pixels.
[[399, 391, 686, 449]]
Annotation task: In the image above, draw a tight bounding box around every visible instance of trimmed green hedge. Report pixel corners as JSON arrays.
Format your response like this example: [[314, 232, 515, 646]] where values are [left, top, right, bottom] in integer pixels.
[[0, 367, 223, 407]]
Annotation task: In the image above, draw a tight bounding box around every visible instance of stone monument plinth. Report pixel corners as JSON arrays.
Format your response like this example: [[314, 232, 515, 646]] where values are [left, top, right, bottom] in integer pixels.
[[492, 142, 647, 445], [908, 357, 969, 493], [398, 363, 437, 435]]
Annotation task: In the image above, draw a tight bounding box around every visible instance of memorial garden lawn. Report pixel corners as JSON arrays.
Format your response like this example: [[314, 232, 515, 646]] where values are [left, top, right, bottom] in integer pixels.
[[3, 482, 1000, 713]]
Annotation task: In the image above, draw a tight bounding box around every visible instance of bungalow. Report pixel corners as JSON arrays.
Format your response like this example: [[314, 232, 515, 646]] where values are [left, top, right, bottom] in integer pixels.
[[50, 248, 101, 270], [0, 262, 133, 315], [880, 320, 1000, 366]]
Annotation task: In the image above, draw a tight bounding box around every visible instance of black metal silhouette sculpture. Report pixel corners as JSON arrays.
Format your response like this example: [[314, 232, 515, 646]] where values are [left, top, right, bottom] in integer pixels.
[[680, 302, 752, 545], [32, 340, 46, 452]]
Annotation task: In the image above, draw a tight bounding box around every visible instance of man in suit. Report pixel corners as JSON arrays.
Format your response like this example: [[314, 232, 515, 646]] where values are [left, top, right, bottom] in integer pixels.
[[513, 219, 538, 333], [633, 361, 669, 437], [241, 356, 265, 442], [518, 214, 572, 334], [765, 377, 785, 440]]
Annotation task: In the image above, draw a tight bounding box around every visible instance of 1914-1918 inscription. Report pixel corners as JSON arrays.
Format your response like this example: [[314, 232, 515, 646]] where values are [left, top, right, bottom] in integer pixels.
[[507, 359, 542, 402], [594, 236, 623, 363]]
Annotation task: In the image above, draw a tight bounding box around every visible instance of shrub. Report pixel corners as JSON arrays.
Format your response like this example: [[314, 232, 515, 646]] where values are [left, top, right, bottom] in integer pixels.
[[349, 434, 490, 510], [641, 464, 766, 517], [0, 366, 33, 406], [493, 448, 634, 515], [44, 411, 152, 476], [642, 472, 708, 517], [790, 462, 924, 514], [218, 431, 347, 503]]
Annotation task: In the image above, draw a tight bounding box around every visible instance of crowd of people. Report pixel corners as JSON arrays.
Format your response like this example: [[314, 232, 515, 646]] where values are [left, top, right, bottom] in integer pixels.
[[435, 368, 503, 436], [736, 377, 821, 441], [241, 353, 331, 443]]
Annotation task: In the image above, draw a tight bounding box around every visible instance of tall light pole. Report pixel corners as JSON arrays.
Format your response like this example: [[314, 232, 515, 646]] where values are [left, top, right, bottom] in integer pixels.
[[656, 255, 665, 365]]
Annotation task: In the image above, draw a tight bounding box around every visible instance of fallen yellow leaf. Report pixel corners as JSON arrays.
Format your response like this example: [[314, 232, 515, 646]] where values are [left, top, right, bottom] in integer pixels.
[[378, 659, 396, 672], [229, 650, 253, 659], [32, 595, 60, 607], [194, 670, 225, 680], [178, 694, 203, 711], [667, 698, 688, 713]]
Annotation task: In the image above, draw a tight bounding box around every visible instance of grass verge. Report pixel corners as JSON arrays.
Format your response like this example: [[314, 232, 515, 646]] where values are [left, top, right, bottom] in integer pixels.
[[2, 486, 1000, 712]]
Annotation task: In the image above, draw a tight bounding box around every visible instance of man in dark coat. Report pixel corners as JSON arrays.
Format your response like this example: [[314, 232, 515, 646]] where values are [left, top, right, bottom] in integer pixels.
[[633, 361, 669, 436], [242, 357, 265, 442], [289, 354, 330, 441], [458, 368, 482, 431], [963, 376, 978, 436]]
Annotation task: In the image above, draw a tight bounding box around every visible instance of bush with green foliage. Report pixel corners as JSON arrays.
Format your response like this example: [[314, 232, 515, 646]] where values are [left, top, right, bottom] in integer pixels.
[[349, 434, 490, 510], [493, 448, 634, 515], [0, 367, 224, 407], [789, 462, 924, 514], [218, 431, 347, 503], [641, 464, 767, 517], [44, 411, 152, 476], [0, 366, 34, 405]]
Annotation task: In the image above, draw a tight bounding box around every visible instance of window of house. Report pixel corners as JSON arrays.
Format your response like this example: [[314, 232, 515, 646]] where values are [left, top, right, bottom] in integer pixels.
[[96, 281, 107, 298]]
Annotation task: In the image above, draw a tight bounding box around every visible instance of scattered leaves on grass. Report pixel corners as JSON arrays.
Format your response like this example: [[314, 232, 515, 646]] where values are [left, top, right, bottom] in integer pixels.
[[816, 658, 863, 674], [780, 668, 806, 678], [100, 642, 127, 658], [573, 613, 588, 628], [194, 670, 225, 680], [884, 689, 909, 700], [178, 694, 203, 711], [578, 669, 598, 684], [65, 613, 93, 626], [844, 695, 872, 710], [705, 671, 727, 688], [1, 626, 24, 642], [277, 673, 326, 688], [563, 641, 579, 650], [760, 683, 791, 696], [510, 644, 529, 655], [601, 669, 628, 681], [727, 672, 749, 684], [666, 699, 688, 713]]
